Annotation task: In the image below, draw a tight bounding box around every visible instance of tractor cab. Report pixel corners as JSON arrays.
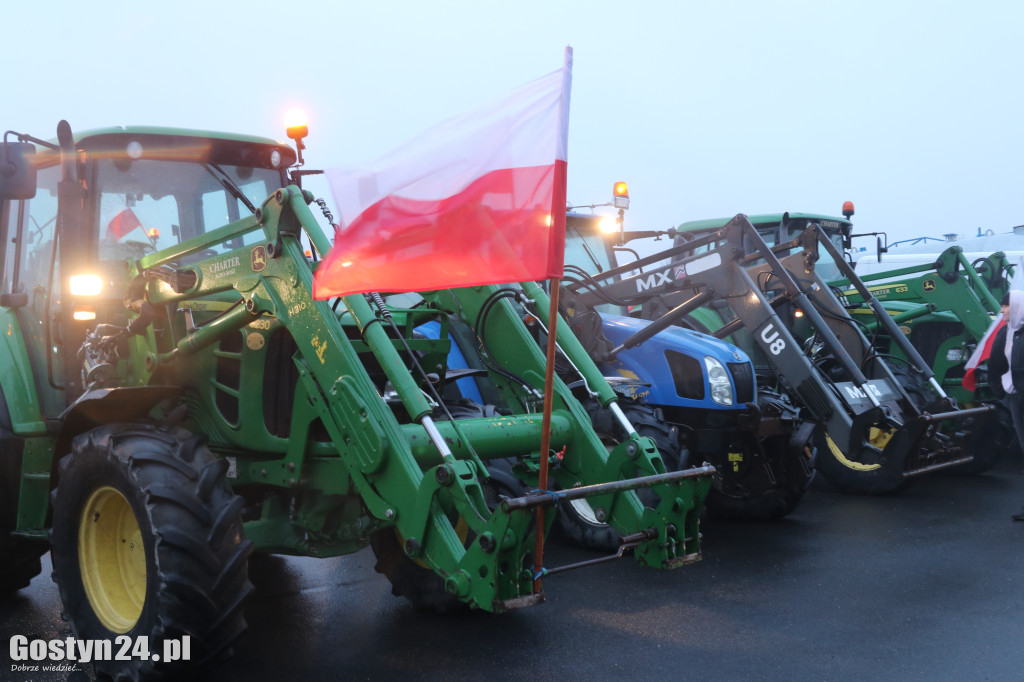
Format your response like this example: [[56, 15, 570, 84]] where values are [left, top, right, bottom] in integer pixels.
[[0, 124, 297, 406], [671, 210, 855, 284]]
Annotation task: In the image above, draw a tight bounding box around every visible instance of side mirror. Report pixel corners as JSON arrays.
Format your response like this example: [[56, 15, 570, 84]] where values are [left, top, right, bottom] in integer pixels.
[[0, 142, 38, 199]]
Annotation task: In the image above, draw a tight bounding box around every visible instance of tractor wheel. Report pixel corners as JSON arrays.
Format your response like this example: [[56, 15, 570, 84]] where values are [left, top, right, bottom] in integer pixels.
[[369, 462, 518, 613], [1, 446, 46, 596], [0, 390, 46, 597], [810, 364, 915, 495], [888, 366, 1001, 475], [50, 424, 252, 681], [555, 402, 678, 553], [892, 366, 937, 413], [956, 400, 1016, 474], [703, 426, 816, 522], [811, 427, 907, 494], [369, 529, 463, 614], [555, 495, 622, 553]]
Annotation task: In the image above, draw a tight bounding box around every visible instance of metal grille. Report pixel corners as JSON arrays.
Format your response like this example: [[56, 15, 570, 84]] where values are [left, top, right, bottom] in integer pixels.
[[727, 362, 755, 404], [665, 350, 704, 400]]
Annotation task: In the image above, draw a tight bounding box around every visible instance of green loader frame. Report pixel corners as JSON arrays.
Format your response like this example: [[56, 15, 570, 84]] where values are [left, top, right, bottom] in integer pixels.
[[0, 122, 712, 680], [829, 246, 1019, 464]]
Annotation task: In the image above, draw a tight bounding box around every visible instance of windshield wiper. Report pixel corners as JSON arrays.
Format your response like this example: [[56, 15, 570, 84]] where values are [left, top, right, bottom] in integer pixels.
[[568, 223, 605, 273], [204, 163, 257, 216]]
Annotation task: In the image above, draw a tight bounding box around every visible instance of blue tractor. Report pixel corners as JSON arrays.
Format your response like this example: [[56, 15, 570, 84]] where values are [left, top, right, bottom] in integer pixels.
[[549, 210, 816, 547], [412, 204, 816, 551]]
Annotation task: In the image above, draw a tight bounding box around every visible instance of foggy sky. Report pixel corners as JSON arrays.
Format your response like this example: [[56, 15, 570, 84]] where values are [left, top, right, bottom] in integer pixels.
[[6, 0, 1021, 253]]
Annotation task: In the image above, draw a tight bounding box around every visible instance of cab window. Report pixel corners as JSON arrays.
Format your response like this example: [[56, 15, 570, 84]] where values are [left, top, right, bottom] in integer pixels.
[[94, 157, 282, 263]]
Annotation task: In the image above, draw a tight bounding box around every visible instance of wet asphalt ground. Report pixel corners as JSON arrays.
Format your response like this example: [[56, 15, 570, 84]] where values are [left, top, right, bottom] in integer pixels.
[[4, 455, 1024, 682]]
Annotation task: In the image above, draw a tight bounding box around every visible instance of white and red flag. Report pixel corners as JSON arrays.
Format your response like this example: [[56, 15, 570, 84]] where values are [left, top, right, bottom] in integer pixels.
[[106, 208, 142, 241], [961, 256, 1024, 391], [313, 48, 573, 298], [962, 314, 1006, 391]]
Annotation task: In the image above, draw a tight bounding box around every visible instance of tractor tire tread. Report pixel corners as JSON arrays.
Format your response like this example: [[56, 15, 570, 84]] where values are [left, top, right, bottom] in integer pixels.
[[369, 530, 464, 613], [49, 423, 251, 681], [0, 421, 45, 597]]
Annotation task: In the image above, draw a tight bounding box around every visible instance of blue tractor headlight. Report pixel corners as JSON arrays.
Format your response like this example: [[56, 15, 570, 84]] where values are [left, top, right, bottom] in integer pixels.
[[704, 356, 734, 405]]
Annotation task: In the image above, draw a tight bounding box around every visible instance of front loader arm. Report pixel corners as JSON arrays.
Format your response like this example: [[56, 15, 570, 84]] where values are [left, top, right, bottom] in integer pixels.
[[132, 187, 712, 609], [422, 280, 709, 566]]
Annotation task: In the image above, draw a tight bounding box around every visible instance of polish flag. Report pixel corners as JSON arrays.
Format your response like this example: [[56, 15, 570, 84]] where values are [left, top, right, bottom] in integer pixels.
[[962, 256, 1024, 391], [962, 314, 1005, 391], [313, 48, 573, 298], [106, 208, 142, 241]]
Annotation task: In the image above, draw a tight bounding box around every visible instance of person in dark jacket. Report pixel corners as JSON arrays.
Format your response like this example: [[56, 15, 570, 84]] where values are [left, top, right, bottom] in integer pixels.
[[989, 291, 1024, 520]]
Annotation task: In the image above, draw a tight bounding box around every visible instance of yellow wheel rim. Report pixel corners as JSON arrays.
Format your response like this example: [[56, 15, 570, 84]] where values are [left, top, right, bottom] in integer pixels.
[[78, 486, 147, 633]]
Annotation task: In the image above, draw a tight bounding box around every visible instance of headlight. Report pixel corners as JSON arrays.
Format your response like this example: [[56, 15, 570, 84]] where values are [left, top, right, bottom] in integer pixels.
[[69, 274, 103, 296], [704, 356, 734, 406]]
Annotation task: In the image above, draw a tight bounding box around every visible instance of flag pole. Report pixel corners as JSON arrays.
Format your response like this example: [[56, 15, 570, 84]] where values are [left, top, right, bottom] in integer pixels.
[[533, 46, 572, 594], [533, 275, 561, 593]]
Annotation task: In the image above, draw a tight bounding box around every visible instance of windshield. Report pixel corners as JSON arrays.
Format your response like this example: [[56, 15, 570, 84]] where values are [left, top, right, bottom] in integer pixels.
[[814, 230, 847, 283], [564, 215, 616, 273], [93, 157, 284, 262], [673, 221, 847, 281], [672, 228, 719, 258]]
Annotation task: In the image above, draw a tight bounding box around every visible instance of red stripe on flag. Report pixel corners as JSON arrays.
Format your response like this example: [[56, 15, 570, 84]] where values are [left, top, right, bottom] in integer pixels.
[[313, 162, 565, 298], [962, 316, 1006, 391], [105, 208, 142, 241]]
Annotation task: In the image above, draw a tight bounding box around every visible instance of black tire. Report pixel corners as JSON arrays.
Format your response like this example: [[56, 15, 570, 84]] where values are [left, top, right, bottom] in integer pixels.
[[890, 366, 1001, 475], [810, 364, 915, 495], [811, 427, 907, 495], [892, 366, 937, 412], [1, 445, 46, 596], [703, 420, 816, 521], [369, 459, 518, 613], [954, 400, 1014, 475], [50, 424, 253, 681], [555, 402, 677, 553], [369, 529, 463, 614], [0, 388, 46, 597]]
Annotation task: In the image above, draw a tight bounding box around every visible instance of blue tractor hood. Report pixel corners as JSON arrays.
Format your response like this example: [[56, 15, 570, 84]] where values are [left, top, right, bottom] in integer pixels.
[[597, 313, 755, 411]]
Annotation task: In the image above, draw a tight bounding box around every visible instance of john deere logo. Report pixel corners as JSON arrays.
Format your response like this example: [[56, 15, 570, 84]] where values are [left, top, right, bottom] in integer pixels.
[[251, 245, 268, 272], [923, 279, 936, 292]]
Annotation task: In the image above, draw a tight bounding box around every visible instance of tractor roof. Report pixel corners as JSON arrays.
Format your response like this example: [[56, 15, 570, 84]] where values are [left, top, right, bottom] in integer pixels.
[[31, 125, 298, 169], [69, 125, 291, 148], [675, 212, 852, 234]]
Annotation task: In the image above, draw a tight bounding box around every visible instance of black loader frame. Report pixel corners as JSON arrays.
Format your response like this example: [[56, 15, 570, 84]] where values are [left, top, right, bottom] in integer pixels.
[[563, 214, 992, 493]]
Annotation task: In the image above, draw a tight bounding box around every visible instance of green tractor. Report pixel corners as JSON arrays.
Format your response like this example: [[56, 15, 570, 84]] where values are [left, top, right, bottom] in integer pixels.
[[0, 121, 713, 680], [659, 209, 1003, 476], [829, 246, 1019, 466]]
